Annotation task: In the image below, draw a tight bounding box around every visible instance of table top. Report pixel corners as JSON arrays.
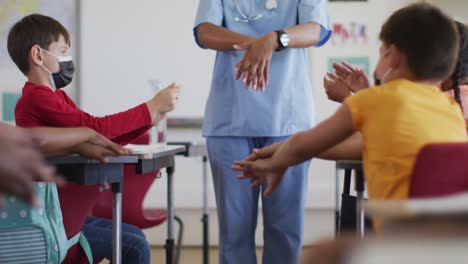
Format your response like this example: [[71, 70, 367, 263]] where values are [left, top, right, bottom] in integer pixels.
[[48, 155, 138, 165], [336, 160, 363, 170], [168, 141, 206, 157], [48, 155, 134, 186], [135, 145, 186, 160], [48, 146, 187, 182], [135, 145, 186, 174], [48, 145, 186, 164]]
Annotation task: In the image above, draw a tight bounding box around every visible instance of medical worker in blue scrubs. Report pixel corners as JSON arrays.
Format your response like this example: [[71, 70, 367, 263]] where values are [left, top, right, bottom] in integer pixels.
[[193, 0, 331, 263]]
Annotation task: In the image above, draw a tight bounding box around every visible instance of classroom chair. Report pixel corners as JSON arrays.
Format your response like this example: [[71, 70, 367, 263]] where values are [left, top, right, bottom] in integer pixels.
[[409, 142, 468, 198], [337, 142, 468, 237]]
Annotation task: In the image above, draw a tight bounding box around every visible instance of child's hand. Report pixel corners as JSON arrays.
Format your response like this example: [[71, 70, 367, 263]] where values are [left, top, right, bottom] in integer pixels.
[[74, 130, 132, 163], [243, 142, 283, 162], [73, 142, 130, 164], [333, 62, 370, 92], [86, 130, 131, 155], [147, 83, 181, 124], [232, 158, 287, 197], [323, 73, 353, 103]]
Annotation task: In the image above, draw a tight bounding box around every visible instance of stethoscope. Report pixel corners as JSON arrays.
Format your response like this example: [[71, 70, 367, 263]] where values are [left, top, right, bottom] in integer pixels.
[[233, 0, 278, 23]]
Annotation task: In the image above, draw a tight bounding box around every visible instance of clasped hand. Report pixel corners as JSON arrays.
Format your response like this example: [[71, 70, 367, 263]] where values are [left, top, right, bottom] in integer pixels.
[[233, 32, 278, 92]]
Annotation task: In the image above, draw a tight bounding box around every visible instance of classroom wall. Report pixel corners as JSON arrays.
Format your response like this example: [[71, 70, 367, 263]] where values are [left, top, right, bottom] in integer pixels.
[[79, 0, 213, 118], [429, 0, 468, 23]]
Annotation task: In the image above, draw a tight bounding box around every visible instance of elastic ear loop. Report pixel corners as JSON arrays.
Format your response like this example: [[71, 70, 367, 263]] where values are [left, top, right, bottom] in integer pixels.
[[38, 49, 57, 89]]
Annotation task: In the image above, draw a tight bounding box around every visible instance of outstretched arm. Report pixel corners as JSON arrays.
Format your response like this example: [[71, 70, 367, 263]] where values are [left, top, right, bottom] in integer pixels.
[[265, 104, 354, 168], [233, 104, 356, 196], [317, 133, 362, 161], [27, 127, 130, 162], [238, 132, 362, 164]]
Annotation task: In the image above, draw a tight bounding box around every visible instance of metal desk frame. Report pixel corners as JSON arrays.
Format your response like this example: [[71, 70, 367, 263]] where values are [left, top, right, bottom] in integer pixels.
[[135, 145, 186, 264], [48, 155, 138, 264], [335, 160, 365, 239], [168, 141, 209, 264]]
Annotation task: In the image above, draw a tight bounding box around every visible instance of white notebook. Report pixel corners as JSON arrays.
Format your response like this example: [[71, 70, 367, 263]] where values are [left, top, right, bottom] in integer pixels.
[[124, 144, 166, 154]]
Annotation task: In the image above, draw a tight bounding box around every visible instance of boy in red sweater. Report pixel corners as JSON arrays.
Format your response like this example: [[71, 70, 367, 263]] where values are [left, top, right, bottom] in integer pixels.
[[9, 14, 181, 263]]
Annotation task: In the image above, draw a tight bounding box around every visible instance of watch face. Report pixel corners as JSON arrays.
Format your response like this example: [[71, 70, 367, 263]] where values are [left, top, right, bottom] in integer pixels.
[[280, 33, 289, 47]]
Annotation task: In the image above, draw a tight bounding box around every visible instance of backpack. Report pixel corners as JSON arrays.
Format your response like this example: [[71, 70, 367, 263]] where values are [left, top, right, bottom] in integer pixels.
[[0, 182, 93, 264]]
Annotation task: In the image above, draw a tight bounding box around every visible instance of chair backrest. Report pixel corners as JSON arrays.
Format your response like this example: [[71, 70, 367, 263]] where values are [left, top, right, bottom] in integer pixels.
[[92, 165, 157, 228], [409, 143, 468, 198]]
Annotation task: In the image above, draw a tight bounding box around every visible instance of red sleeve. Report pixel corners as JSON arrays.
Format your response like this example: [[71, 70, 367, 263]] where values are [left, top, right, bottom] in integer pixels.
[[31, 88, 153, 145], [113, 125, 152, 145]]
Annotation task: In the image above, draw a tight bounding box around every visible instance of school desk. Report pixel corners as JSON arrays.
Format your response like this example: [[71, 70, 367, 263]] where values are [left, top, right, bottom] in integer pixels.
[[134, 145, 186, 264], [48, 155, 138, 264], [335, 160, 366, 238], [168, 140, 209, 264]]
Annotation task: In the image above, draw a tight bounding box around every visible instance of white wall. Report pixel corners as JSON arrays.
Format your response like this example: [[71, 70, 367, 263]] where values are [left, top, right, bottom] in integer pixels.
[[429, 0, 468, 23], [80, 0, 213, 118]]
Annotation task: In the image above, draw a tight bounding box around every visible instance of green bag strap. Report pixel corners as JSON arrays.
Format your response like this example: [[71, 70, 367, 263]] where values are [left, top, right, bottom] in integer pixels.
[[68, 232, 93, 264]]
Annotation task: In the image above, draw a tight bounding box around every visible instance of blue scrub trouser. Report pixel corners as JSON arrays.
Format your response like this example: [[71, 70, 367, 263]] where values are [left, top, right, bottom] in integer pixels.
[[207, 136, 310, 264]]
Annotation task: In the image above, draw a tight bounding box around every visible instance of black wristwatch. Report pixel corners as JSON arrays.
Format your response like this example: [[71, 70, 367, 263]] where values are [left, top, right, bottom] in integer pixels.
[[275, 30, 289, 51]]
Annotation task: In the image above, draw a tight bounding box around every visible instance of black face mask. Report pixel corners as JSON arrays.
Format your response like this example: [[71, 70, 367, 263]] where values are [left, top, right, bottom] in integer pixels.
[[41, 49, 75, 89], [52, 59, 74, 89]]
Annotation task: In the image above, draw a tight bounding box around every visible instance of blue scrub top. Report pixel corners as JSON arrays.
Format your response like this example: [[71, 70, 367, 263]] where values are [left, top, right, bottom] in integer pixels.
[[194, 0, 331, 137]]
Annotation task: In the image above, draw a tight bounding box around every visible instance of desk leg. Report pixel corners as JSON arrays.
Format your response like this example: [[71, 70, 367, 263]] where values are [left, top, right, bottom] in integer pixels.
[[202, 156, 209, 264], [166, 166, 175, 264], [355, 170, 365, 239], [334, 167, 340, 237], [112, 182, 123, 264]]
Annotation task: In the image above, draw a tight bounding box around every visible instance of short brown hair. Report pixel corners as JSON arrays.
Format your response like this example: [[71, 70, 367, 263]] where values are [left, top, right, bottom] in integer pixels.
[[454, 22, 468, 84], [7, 14, 70, 75], [451, 22, 468, 108], [379, 3, 459, 81]]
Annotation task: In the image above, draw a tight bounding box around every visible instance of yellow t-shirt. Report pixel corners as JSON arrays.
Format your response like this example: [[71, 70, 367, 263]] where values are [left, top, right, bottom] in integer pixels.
[[345, 79, 467, 200]]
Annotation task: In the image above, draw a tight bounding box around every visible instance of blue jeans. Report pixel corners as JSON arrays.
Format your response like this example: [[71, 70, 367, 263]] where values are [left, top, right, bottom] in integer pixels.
[[207, 136, 310, 264], [82, 216, 150, 264]]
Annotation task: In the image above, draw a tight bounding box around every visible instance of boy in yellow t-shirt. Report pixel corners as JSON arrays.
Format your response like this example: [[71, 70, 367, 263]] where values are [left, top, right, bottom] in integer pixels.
[[232, 3, 467, 201]]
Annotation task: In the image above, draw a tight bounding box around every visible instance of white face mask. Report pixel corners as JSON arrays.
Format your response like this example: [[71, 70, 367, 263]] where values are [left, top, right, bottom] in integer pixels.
[[380, 67, 393, 84], [373, 48, 392, 85]]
